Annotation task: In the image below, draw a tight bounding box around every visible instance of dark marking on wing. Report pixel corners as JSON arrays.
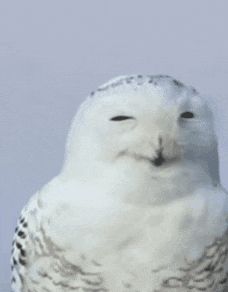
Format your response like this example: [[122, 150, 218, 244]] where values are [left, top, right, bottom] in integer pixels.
[[11, 212, 29, 291], [155, 229, 228, 291], [17, 230, 26, 239], [15, 225, 109, 291]]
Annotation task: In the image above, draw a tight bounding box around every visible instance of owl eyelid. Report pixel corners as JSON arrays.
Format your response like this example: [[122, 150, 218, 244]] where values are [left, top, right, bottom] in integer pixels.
[[110, 115, 135, 121], [180, 111, 195, 119]]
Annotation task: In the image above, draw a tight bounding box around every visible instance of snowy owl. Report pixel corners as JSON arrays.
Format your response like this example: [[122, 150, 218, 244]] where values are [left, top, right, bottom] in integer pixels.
[[11, 75, 228, 292]]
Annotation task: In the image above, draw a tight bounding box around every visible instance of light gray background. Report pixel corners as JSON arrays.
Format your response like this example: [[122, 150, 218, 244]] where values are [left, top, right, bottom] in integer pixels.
[[1, 0, 228, 290]]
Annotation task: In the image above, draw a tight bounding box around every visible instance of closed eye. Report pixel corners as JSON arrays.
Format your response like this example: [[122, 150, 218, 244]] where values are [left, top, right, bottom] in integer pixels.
[[180, 111, 195, 119], [110, 115, 135, 121]]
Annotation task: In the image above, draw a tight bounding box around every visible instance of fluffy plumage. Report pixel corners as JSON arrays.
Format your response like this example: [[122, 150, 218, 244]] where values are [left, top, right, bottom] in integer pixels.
[[11, 75, 228, 291]]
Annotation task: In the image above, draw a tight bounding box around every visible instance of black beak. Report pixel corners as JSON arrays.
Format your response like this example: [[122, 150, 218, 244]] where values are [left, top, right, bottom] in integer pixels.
[[151, 150, 165, 166], [151, 137, 165, 167]]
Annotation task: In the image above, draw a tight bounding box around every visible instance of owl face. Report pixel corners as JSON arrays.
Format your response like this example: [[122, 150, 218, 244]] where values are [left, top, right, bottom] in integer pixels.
[[77, 76, 216, 170]]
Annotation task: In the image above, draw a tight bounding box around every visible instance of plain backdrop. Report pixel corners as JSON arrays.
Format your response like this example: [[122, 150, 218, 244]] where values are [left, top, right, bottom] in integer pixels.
[[1, 0, 228, 290]]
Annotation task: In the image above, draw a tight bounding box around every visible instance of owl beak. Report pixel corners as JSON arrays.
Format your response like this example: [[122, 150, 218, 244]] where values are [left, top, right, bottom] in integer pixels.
[[151, 136, 165, 167], [151, 151, 165, 166]]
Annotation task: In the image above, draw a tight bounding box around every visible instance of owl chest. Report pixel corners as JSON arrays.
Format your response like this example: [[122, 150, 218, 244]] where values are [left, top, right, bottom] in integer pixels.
[[47, 201, 197, 267], [42, 198, 228, 291]]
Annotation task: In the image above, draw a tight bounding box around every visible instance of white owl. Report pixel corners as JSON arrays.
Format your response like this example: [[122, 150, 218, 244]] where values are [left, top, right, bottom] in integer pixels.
[[11, 75, 228, 292]]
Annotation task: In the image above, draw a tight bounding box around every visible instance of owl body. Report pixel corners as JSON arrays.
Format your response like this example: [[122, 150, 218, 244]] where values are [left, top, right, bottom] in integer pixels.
[[12, 175, 228, 291], [11, 75, 228, 291]]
